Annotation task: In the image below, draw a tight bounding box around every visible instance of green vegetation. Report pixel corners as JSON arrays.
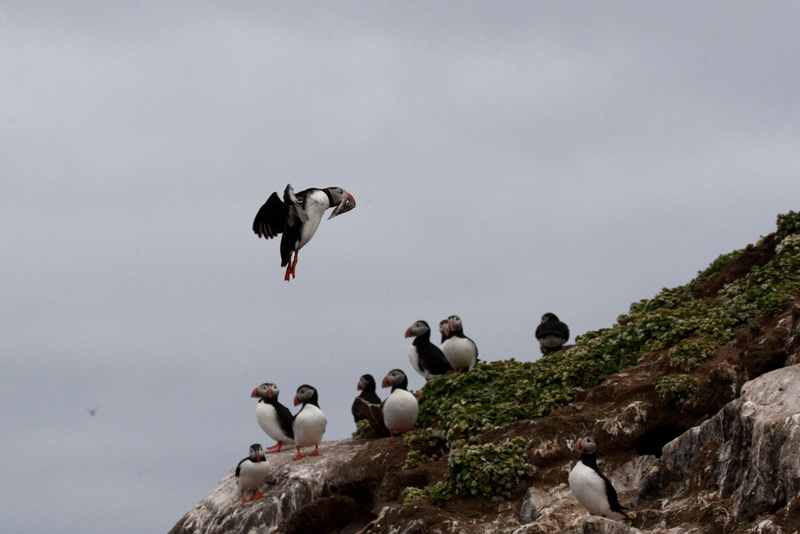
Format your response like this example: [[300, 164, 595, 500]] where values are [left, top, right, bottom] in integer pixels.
[[404, 211, 800, 505], [351, 418, 372, 439], [448, 438, 534, 498], [402, 450, 436, 470], [656, 374, 700, 408]]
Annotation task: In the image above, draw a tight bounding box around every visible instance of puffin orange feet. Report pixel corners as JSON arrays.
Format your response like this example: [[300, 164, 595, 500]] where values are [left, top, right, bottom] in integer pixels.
[[252, 489, 264, 501], [266, 442, 282, 453], [292, 447, 305, 461], [309, 445, 321, 457], [284, 251, 299, 281]]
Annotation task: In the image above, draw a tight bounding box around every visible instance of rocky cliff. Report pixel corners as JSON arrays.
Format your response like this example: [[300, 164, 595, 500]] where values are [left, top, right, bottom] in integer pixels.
[[169, 212, 800, 534]]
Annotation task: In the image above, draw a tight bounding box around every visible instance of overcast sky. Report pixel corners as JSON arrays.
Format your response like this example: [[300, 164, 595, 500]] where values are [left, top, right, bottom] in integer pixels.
[[2, 2, 799, 533]]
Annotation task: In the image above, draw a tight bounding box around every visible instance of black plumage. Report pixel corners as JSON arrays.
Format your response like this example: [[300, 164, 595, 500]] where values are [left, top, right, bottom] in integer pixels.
[[252, 184, 355, 280], [352, 374, 381, 423], [535, 312, 570, 354], [406, 320, 453, 380]]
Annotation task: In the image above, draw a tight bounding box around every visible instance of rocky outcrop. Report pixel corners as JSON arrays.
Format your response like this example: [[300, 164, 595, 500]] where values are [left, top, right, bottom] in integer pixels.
[[170, 329, 800, 534], [635, 364, 800, 533]]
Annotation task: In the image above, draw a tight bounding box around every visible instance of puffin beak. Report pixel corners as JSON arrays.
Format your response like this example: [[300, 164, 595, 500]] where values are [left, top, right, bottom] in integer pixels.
[[328, 193, 356, 219], [573, 439, 582, 452], [251, 388, 259, 398], [404, 327, 414, 338], [293, 395, 300, 406], [357, 381, 363, 391], [448, 317, 456, 331], [381, 376, 390, 388]]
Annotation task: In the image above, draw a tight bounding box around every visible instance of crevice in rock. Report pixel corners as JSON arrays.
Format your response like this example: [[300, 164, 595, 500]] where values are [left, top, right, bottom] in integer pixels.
[[634, 425, 685, 457]]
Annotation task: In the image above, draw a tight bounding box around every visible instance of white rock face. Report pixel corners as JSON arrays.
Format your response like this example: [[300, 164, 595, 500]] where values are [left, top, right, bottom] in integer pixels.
[[640, 364, 800, 524], [169, 439, 371, 534]]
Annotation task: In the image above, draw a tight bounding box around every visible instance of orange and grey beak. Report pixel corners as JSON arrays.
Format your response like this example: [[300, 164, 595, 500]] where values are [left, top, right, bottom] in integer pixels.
[[329, 193, 356, 219], [251, 388, 259, 398]]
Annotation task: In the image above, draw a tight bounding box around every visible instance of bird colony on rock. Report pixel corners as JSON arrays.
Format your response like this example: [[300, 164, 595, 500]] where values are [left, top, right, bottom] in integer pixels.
[[244, 185, 613, 518]]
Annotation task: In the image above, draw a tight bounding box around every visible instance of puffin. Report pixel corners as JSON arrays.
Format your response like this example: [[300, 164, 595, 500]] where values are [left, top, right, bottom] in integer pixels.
[[440, 315, 479, 371], [381, 369, 419, 437], [568, 436, 630, 520], [535, 312, 570, 354], [252, 184, 356, 281], [292, 384, 327, 460], [251, 383, 294, 453], [405, 320, 453, 380], [351, 374, 381, 423], [235, 443, 270, 505]]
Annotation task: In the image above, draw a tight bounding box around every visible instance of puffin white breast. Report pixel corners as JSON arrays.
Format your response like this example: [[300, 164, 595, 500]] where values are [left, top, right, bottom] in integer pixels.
[[382, 389, 419, 434]]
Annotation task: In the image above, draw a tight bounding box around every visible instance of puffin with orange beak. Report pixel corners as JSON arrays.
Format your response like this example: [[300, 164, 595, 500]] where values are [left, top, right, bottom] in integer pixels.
[[252, 184, 356, 281], [251, 383, 294, 453], [235, 444, 270, 505], [568, 436, 631, 520], [291, 384, 326, 460], [381, 369, 418, 437], [405, 320, 452, 381]]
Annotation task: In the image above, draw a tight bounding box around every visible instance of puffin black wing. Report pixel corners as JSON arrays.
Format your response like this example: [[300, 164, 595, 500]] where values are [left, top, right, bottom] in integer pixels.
[[235, 457, 247, 478], [273, 401, 295, 439], [416, 340, 453, 376], [599, 472, 628, 516], [253, 192, 285, 239]]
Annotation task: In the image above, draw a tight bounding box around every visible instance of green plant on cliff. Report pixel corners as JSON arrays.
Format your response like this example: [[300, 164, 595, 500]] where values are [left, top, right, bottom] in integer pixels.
[[656, 374, 700, 408], [447, 438, 534, 499], [409, 211, 800, 505], [416, 212, 800, 443]]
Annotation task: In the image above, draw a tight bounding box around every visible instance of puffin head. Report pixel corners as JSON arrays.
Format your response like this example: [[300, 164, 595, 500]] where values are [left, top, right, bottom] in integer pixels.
[[328, 188, 356, 219], [251, 383, 279, 400], [405, 320, 430, 338], [382, 369, 409, 391], [249, 443, 265, 463], [573, 436, 597, 454], [358, 374, 376, 391], [448, 315, 463, 333], [439, 319, 450, 337], [294, 384, 319, 406], [541, 313, 559, 324]]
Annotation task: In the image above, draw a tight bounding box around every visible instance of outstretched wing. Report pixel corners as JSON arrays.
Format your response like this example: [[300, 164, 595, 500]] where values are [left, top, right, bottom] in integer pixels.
[[253, 192, 285, 239]]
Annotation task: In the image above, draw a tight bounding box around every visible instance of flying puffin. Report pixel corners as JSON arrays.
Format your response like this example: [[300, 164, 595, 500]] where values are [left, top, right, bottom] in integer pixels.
[[535, 312, 570, 354], [235, 443, 270, 505], [292, 384, 327, 461], [568, 436, 630, 520], [405, 320, 453, 380], [251, 383, 294, 453], [440, 315, 479, 371], [252, 184, 356, 281], [381, 369, 419, 437], [351, 374, 381, 423]]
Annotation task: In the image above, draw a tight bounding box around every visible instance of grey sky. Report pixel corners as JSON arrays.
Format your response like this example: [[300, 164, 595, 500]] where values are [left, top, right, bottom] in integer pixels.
[[2, 2, 799, 533]]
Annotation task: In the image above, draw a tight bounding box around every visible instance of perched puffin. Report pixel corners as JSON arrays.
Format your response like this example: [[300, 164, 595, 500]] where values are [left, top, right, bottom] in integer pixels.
[[351, 374, 381, 423], [405, 320, 453, 380], [568, 436, 630, 520], [440, 315, 479, 371], [381, 369, 419, 437], [235, 443, 270, 505], [535, 313, 570, 354], [292, 384, 327, 460], [252, 184, 356, 281], [251, 383, 294, 453]]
